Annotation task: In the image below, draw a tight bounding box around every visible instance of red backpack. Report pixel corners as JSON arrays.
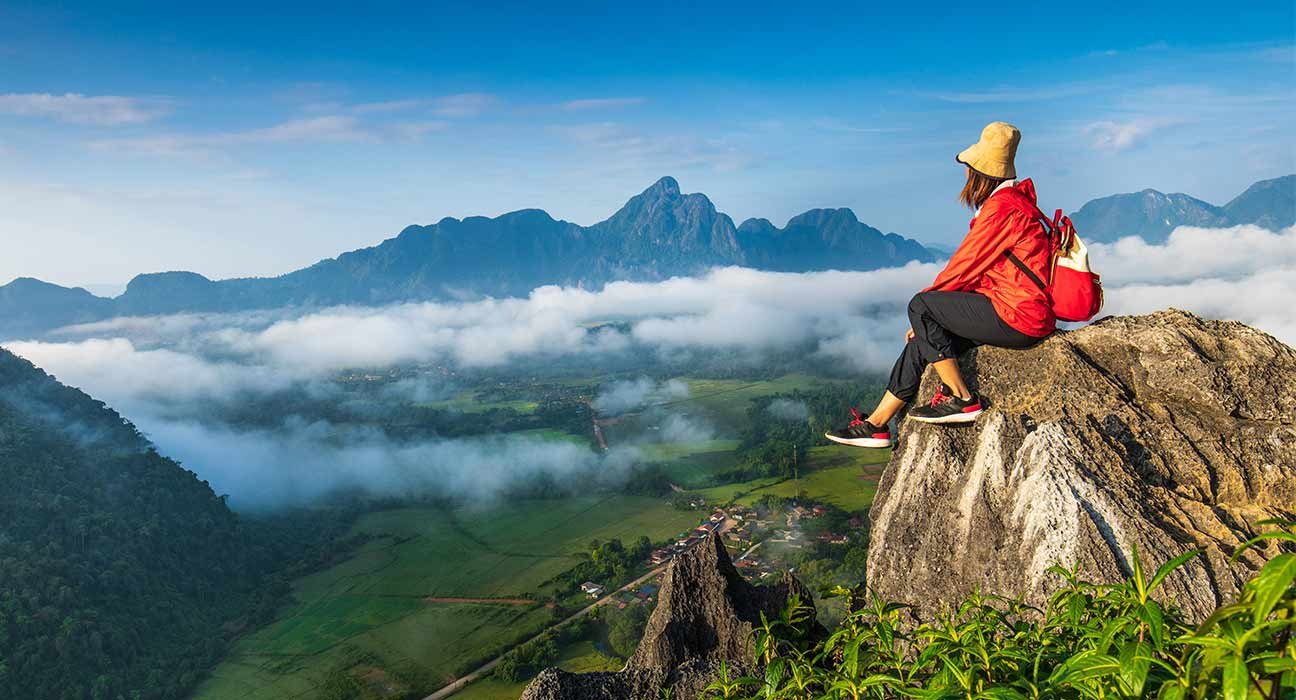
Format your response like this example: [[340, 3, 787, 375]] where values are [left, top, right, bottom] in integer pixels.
[[1005, 208, 1104, 323]]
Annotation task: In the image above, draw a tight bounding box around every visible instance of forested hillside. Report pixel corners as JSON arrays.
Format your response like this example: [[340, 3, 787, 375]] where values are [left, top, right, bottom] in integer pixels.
[[0, 348, 347, 700]]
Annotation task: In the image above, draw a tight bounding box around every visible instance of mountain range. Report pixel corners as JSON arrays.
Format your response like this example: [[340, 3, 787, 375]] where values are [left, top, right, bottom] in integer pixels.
[[1, 173, 1292, 339], [0, 176, 932, 338], [1070, 173, 1294, 243]]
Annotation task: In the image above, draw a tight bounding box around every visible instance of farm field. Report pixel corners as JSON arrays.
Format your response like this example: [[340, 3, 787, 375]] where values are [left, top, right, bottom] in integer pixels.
[[696, 445, 890, 513], [633, 439, 739, 488], [194, 372, 889, 700], [675, 374, 828, 429], [453, 641, 620, 700], [416, 390, 541, 415], [192, 495, 701, 700]]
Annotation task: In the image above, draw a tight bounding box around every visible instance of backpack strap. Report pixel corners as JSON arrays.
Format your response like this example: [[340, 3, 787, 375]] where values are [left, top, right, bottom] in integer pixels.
[[1005, 251, 1047, 292], [1000, 202, 1056, 292]]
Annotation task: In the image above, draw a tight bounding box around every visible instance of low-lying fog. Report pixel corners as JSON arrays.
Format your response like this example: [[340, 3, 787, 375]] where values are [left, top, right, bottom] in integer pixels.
[[5, 224, 1293, 509]]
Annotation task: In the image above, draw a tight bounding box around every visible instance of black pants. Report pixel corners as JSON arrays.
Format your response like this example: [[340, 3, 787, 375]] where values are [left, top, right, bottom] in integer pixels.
[[886, 291, 1039, 402]]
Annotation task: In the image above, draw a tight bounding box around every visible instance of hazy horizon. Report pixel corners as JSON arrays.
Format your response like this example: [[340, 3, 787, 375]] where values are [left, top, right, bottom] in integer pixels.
[[1, 1, 1292, 288]]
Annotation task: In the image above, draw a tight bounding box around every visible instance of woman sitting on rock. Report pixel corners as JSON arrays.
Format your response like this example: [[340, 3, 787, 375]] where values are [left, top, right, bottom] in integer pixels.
[[827, 122, 1056, 448]]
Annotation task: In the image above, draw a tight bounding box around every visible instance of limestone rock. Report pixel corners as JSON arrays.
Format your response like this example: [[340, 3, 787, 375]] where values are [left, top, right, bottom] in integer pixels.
[[866, 310, 1296, 622], [519, 536, 817, 700]]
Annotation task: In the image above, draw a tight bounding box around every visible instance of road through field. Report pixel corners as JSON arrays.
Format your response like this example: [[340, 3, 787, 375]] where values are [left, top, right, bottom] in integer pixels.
[[423, 516, 740, 700]]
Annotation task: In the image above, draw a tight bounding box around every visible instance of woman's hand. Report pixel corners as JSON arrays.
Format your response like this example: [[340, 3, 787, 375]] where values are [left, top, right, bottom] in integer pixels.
[[905, 327, 915, 343]]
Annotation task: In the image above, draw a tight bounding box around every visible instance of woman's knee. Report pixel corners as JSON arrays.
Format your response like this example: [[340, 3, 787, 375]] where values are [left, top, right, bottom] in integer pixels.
[[907, 292, 931, 323]]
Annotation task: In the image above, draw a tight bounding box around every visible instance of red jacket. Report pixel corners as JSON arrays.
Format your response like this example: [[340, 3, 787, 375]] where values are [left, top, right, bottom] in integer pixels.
[[924, 179, 1056, 338]]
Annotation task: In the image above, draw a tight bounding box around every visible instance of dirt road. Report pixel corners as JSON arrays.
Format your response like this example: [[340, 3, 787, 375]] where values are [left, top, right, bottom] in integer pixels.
[[420, 563, 668, 700], [422, 514, 733, 700]]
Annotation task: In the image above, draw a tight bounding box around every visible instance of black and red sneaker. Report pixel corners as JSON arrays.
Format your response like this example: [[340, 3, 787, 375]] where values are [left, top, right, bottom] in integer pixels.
[[825, 408, 893, 448], [908, 384, 983, 424]]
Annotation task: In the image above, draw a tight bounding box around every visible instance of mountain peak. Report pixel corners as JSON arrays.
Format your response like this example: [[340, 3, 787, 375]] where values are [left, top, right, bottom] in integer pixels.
[[1223, 173, 1295, 230], [644, 175, 681, 198]]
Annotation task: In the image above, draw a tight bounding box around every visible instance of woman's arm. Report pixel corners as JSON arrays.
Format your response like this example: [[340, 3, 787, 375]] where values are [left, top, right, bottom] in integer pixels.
[[924, 204, 1027, 292]]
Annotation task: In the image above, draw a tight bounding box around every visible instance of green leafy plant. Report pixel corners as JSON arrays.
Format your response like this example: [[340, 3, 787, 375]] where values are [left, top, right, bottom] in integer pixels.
[[711, 521, 1295, 699]]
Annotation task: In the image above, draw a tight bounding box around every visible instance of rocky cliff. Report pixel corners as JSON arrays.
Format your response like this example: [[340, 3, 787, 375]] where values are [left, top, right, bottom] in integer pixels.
[[866, 310, 1296, 622], [520, 535, 818, 700]]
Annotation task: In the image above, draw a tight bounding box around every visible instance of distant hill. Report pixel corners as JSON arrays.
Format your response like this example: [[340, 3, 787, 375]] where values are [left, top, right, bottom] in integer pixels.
[[0, 347, 363, 699], [736, 208, 930, 272], [0, 347, 263, 698], [0, 277, 114, 337], [1070, 174, 1294, 243], [0, 177, 935, 336], [1223, 174, 1296, 231]]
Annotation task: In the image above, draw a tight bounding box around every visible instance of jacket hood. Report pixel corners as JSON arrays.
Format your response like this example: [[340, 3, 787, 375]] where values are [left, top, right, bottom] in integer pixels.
[[1013, 178, 1038, 204]]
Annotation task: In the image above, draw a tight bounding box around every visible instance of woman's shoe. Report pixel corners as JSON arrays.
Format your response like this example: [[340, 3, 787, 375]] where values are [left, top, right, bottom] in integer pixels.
[[908, 385, 983, 424], [825, 408, 893, 448]]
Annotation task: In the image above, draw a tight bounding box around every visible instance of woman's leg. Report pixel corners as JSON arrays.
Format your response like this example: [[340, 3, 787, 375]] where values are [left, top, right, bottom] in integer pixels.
[[865, 391, 906, 427], [862, 331, 937, 426], [866, 291, 1037, 422], [931, 359, 972, 400]]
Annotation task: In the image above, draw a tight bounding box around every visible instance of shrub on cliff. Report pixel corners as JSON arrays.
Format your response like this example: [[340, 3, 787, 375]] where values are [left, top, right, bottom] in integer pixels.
[[705, 521, 1295, 699]]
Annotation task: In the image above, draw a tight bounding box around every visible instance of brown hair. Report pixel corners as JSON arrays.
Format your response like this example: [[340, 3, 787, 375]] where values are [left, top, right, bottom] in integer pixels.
[[958, 166, 1007, 210]]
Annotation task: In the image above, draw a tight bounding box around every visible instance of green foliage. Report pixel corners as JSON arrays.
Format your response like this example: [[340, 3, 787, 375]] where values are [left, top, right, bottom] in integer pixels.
[[557, 537, 655, 592], [0, 350, 360, 700], [624, 463, 676, 496], [607, 601, 652, 659], [494, 615, 603, 683], [707, 522, 1296, 699], [731, 383, 884, 480]]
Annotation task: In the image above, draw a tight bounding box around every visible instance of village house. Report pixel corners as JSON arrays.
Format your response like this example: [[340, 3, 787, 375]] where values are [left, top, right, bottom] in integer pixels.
[[580, 582, 605, 597]]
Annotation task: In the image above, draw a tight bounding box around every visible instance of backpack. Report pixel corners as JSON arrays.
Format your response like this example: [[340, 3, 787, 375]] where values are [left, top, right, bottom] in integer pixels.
[[1005, 207, 1104, 323]]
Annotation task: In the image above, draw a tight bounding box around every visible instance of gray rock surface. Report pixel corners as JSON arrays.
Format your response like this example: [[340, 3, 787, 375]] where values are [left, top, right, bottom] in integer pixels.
[[866, 310, 1296, 622], [519, 535, 817, 700]]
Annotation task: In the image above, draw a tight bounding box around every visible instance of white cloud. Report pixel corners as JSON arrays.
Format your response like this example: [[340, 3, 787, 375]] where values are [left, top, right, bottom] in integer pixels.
[[351, 93, 497, 118], [550, 122, 759, 174], [352, 98, 431, 114], [1088, 225, 1296, 340], [92, 115, 371, 156], [593, 377, 690, 415], [13, 227, 1295, 400], [561, 97, 647, 111], [4, 337, 292, 406], [227, 115, 369, 144], [139, 416, 636, 509], [767, 398, 809, 421], [6, 224, 1292, 507], [428, 92, 496, 118], [390, 120, 450, 140], [1083, 118, 1178, 152], [922, 84, 1098, 104], [811, 118, 909, 134], [0, 92, 168, 125], [1089, 225, 1296, 283]]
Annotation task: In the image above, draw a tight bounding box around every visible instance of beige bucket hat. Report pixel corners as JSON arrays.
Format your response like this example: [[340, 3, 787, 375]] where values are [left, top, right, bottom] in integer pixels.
[[956, 121, 1020, 179]]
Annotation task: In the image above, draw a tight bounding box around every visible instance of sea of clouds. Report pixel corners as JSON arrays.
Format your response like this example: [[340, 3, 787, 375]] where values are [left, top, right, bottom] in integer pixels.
[[4, 224, 1293, 508]]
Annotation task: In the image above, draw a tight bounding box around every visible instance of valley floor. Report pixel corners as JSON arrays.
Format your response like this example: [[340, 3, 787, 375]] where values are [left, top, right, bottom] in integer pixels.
[[191, 374, 890, 700]]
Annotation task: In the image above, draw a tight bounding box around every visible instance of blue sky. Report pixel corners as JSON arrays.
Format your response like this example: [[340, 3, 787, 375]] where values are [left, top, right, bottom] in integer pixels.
[[1, 1, 1292, 290]]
